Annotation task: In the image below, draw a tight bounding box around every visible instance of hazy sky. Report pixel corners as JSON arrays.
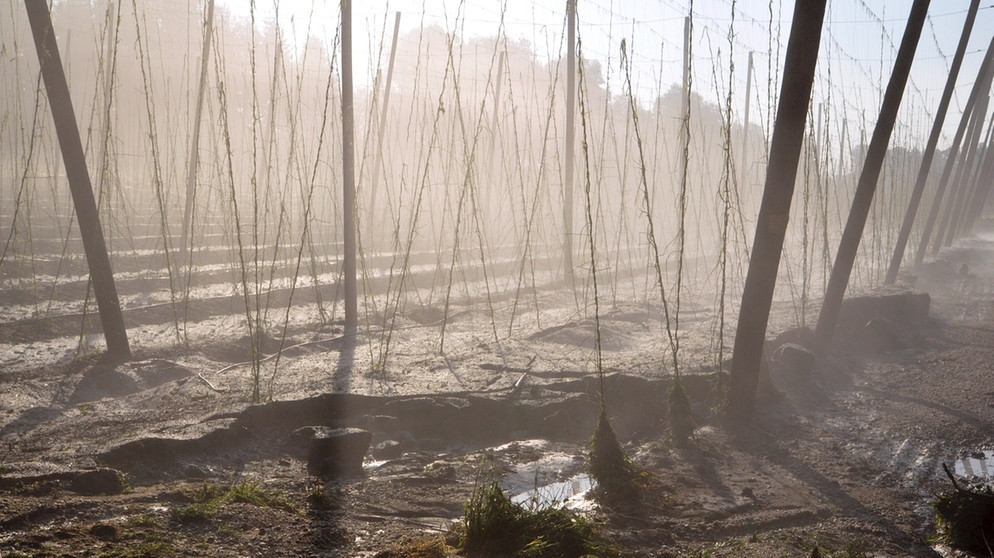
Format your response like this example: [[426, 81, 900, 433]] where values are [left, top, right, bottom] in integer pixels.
[[215, 0, 993, 148]]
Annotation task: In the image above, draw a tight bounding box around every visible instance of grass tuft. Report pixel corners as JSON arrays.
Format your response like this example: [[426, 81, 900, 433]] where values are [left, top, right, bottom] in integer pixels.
[[374, 535, 454, 558], [170, 479, 301, 525], [932, 473, 994, 552], [459, 480, 617, 557], [227, 478, 300, 514]]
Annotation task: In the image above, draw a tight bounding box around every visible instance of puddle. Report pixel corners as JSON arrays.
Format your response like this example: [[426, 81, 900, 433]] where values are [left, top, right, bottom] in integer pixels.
[[364, 459, 388, 471], [953, 450, 994, 480], [500, 450, 584, 495], [510, 474, 595, 510]]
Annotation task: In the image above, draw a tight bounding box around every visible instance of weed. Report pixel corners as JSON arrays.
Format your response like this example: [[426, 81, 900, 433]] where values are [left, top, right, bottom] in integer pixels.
[[127, 514, 162, 528], [306, 480, 338, 510], [117, 471, 134, 494], [170, 498, 223, 524], [132, 540, 179, 556], [170, 481, 226, 524], [932, 473, 994, 553], [375, 535, 454, 558], [170, 479, 301, 525], [17, 479, 58, 496], [193, 481, 226, 502], [227, 478, 300, 514], [459, 480, 618, 558]]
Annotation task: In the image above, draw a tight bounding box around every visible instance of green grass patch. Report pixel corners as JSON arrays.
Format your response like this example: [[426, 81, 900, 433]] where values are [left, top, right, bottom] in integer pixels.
[[932, 474, 994, 553], [170, 479, 301, 525], [458, 480, 618, 558], [227, 478, 300, 513], [127, 513, 164, 529], [375, 535, 455, 558], [132, 540, 180, 556]]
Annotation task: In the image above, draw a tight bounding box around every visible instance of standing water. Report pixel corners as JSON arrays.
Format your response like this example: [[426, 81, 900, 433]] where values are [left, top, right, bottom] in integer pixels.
[[953, 450, 994, 480]]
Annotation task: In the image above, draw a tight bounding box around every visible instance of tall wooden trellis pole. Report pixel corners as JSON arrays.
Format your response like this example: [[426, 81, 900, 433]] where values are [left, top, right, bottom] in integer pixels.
[[728, 0, 827, 421], [563, 0, 576, 286], [884, 0, 981, 285], [181, 0, 215, 272], [341, 0, 358, 331], [813, 0, 930, 353], [912, 38, 994, 269], [23, 0, 131, 360]]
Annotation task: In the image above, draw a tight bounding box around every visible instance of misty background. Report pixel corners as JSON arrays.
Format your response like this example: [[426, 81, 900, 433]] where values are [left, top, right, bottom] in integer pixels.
[[0, 0, 984, 375]]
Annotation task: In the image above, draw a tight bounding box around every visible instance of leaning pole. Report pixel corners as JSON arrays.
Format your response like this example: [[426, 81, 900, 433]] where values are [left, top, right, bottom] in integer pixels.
[[813, 0, 930, 354], [884, 0, 981, 285], [24, 0, 131, 360], [727, 0, 827, 422], [181, 0, 215, 271], [912, 38, 994, 269]]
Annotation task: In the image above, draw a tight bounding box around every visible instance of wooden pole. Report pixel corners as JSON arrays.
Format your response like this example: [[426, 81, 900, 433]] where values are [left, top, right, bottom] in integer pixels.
[[181, 0, 215, 270], [366, 11, 401, 232], [740, 51, 753, 184], [563, 0, 576, 285], [727, 0, 827, 421], [487, 49, 507, 211], [24, 0, 131, 360], [963, 113, 994, 232], [884, 0, 981, 284], [491, 50, 506, 137], [938, 94, 989, 249], [913, 38, 994, 268], [96, 1, 117, 236], [341, 0, 358, 332], [952, 98, 994, 244], [812, 0, 929, 354]]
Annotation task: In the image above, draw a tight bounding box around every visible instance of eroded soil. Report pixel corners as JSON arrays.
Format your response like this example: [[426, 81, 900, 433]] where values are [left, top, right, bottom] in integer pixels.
[[3, 243, 994, 557]]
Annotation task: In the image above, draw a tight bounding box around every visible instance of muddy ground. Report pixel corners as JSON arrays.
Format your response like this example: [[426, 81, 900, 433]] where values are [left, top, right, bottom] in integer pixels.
[[3, 239, 994, 557]]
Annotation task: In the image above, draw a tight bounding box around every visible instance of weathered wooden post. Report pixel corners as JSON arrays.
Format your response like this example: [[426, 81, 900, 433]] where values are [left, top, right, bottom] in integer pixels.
[[563, 0, 576, 285], [181, 0, 215, 270], [366, 11, 401, 233], [24, 0, 131, 360], [740, 51, 754, 187], [727, 0, 827, 421], [912, 38, 994, 269], [813, 0, 930, 354], [341, 0, 358, 331], [885, 0, 981, 285], [937, 95, 990, 249], [963, 117, 994, 232]]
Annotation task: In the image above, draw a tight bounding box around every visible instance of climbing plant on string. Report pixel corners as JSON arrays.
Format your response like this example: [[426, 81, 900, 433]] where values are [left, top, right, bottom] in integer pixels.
[[438, 6, 506, 358], [267, 24, 342, 399], [573, 13, 641, 509], [619, 37, 690, 445]]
